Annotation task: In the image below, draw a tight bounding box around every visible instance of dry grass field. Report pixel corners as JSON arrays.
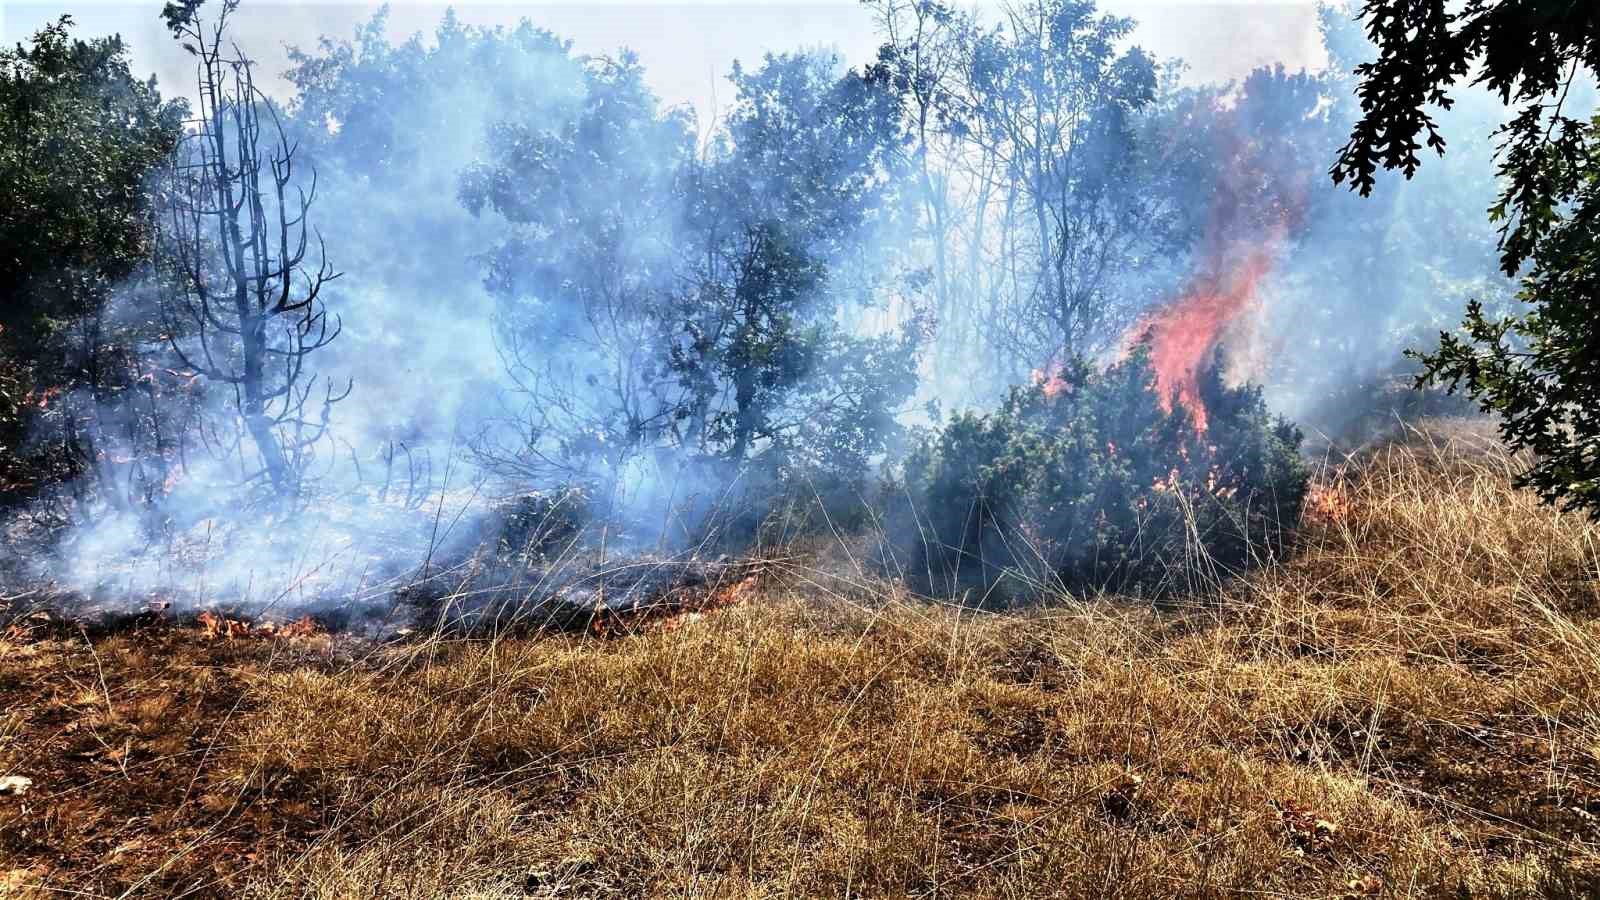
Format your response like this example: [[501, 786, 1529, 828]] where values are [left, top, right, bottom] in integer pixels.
[[2, 421, 1598, 898]]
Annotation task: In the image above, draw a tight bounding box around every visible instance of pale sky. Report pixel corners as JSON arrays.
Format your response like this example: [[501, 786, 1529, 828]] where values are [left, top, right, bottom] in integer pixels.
[[2, 1, 1330, 120]]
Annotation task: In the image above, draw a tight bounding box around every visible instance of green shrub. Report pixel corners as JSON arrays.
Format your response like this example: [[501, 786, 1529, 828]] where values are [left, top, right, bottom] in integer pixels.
[[897, 349, 1307, 602]]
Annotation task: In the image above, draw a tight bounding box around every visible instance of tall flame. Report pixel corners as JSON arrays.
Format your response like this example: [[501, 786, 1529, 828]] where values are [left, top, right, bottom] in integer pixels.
[[1130, 237, 1280, 431], [1112, 79, 1313, 432]]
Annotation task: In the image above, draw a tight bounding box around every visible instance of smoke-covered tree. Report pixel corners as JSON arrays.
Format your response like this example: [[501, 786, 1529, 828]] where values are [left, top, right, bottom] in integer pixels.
[[460, 52, 693, 481], [286, 9, 921, 536], [284, 10, 585, 325], [956, 0, 1162, 364], [671, 52, 920, 472], [865, 0, 970, 346], [1223, 13, 1503, 439], [867, 0, 1179, 399], [279, 12, 598, 492], [1332, 0, 1600, 513], [464, 48, 922, 513], [154, 0, 345, 495], [0, 17, 183, 496]]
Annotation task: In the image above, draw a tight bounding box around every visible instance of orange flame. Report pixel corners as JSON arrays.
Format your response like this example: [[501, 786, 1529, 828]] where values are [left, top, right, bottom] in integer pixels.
[[1030, 363, 1071, 399], [1304, 483, 1351, 523], [24, 386, 63, 411], [1130, 236, 1280, 432], [196, 610, 321, 640], [1112, 79, 1314, 433]]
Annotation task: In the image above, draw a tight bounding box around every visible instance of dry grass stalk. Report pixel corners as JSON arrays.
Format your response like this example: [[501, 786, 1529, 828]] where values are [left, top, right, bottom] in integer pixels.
[[1, 421, 1597, 897]]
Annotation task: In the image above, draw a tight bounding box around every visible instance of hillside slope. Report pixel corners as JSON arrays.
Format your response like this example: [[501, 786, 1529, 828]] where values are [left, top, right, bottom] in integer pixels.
[[2, 422, 1598, 898]]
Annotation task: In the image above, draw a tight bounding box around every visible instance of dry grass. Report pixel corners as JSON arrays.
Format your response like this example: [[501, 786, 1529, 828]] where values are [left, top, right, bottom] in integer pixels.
[[3, 420, 1599, 898]]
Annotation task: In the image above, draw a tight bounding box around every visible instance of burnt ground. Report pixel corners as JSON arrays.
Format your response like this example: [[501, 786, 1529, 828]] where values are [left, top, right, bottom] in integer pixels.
[[0, 622, 335, 897]]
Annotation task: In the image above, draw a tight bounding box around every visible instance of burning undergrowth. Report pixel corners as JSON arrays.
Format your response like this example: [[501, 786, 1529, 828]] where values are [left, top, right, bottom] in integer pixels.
[[895, 349, 1309, 604], [2, 556, 769, 647], [392, 552, 771, 640], [0, 188, 1317, 637], [4, 423, 1596, 900], [0, 6, 1475, 641], [889, 121, 1317, 604], [0, 474, 780, 642]]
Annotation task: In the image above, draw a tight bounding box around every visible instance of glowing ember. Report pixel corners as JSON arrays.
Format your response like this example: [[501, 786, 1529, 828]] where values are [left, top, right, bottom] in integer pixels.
[[1304, 483, 1351, 523], [1031, 362, 1071, 399], [196, 610, 322, 640], [24, 386, 63, 410]]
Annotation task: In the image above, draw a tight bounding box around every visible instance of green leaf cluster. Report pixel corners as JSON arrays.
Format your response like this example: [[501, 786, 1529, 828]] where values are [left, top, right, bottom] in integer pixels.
[[0, 17, 183, 493]]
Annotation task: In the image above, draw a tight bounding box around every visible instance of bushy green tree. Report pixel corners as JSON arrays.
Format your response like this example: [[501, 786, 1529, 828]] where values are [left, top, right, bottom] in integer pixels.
[[672, 52, 919, 471], [899, 351, 1306, 601], [665, 52, 924, 547], [0, 17, 183, 495]]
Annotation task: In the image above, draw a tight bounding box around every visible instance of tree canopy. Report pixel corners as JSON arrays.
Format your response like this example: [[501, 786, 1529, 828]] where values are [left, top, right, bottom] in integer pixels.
[[0, 16, 181, 353]]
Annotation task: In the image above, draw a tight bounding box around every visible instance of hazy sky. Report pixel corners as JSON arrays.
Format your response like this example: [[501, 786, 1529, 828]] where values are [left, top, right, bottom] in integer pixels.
[[3, 1, 1330, 120]]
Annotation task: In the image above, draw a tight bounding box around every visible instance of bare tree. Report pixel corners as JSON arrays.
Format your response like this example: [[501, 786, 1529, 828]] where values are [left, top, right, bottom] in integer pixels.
[[155, 0, 346, 495]]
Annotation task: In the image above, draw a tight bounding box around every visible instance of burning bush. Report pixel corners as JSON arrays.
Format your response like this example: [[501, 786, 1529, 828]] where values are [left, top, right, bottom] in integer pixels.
[[490, 485, 592, 565], [897, 349, 1307, 602]]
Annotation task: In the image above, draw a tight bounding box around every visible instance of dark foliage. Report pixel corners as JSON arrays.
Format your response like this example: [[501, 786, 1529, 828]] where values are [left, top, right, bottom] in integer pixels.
[[491, 485, 591, 565], [897, 351, 1307, 602], [0, 17, 183, 497]]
